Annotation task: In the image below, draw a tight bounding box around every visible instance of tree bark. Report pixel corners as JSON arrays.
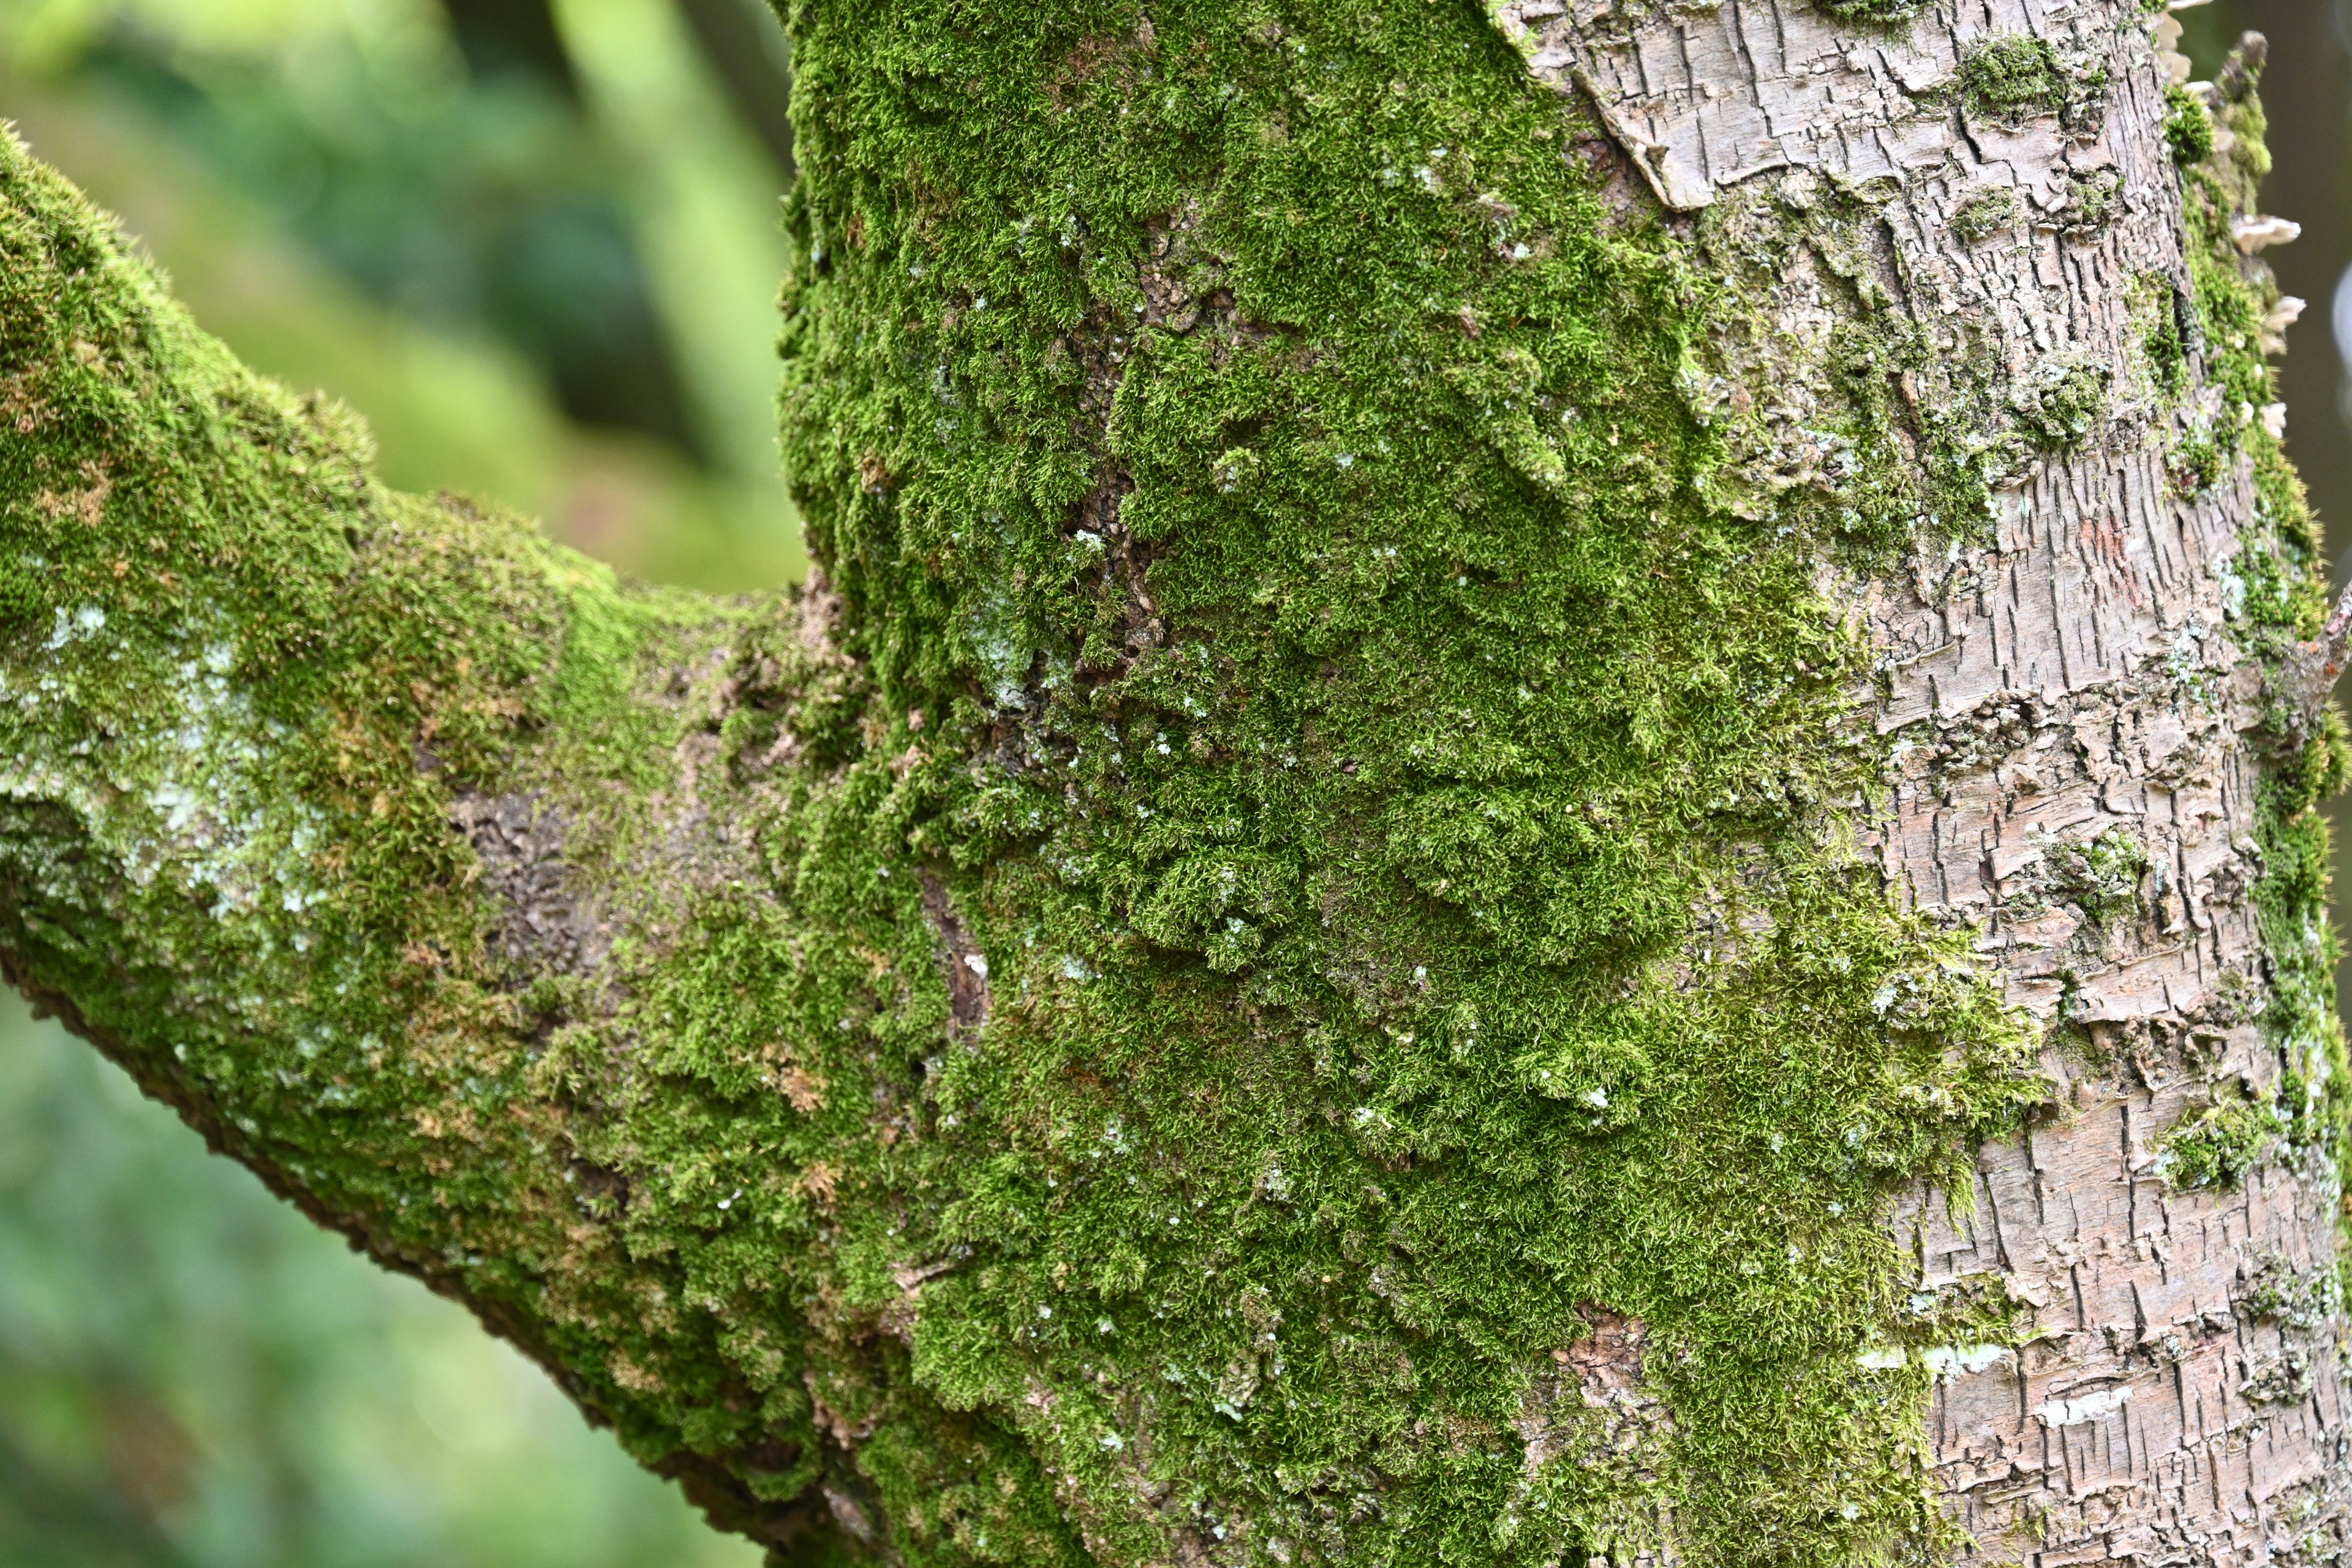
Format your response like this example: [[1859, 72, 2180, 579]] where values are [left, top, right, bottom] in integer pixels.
[[1, 2, 2344, 1565]]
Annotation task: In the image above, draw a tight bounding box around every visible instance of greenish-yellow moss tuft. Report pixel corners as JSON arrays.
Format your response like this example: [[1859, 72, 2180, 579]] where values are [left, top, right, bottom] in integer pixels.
[[2165, 83, 2217, 166], [1958, 36, 2108, 134]]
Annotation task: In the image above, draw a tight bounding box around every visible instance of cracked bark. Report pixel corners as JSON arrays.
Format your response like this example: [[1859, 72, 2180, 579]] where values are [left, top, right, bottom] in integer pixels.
[[1484, 0, 2350, 1559]]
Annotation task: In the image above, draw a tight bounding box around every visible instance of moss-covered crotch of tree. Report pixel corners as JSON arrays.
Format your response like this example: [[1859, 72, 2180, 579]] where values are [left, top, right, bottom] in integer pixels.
[[1, 1, 2344, 1565]]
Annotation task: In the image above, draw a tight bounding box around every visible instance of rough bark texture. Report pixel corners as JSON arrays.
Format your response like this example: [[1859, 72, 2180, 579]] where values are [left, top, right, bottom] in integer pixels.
[[1479, 2, 2352, 1562], [1, 2, 2345, 1566]]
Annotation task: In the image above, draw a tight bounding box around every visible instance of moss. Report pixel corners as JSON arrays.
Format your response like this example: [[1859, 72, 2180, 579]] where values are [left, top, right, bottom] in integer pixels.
[[2011, 359, 2110, 450], [2239, 1253, 2343, 1330], [2164, 84, 2215, 165], [0, 556, 39, 625], [2149, 37, 2352, 1211], [1958, 37, 2108, 135], [2158, 1091, 2286, 1191], [0, 125, 842, 1546], [2133, 271, 2190, 400], [1951, 188, 2018, 244], [2062, 167, 2122, 235], [2048, 827, 2150, 927], [764, 4, 2044, 1561], [1813, 0, 1921, 22]]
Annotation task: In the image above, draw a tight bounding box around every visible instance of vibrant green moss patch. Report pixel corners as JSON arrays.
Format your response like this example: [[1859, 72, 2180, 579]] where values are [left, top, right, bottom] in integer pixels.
[[763, 2, 2046, 1561], [1958, 37, 2108, 134], [2165, 83, 2216, 165], [2148, 43, 2351, 1205]]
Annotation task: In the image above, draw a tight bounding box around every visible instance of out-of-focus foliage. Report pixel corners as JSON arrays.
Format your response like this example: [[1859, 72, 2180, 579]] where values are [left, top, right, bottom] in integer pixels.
[[0, 995, 764, 1568], [0, 0, 793, 1559], [0, 0, 803, 591]]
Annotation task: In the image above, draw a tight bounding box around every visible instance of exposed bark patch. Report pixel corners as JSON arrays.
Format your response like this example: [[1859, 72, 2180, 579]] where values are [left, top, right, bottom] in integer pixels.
[[919, 872, 991, 1035], [449, 790, 612, 981], [1515, 1306, 1673, 1480], [1563, 1305, 1651, 1403], [657, 1449, 842, 1561]]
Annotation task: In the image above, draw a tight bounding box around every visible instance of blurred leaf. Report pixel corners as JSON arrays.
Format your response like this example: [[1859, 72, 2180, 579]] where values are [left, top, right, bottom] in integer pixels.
[[0, 993, 765, 1568]]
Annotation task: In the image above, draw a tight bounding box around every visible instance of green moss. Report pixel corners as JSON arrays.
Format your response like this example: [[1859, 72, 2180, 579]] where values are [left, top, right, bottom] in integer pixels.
[[1951, 187, 2018, 244], [2011, 359, 2111, 450], [2149, 37, 2352, 1213], [2165, 84, 2215, 165], [2062, 167, 2122, 234], [2049, 827, 2150, 926], [0, 556, 38, 625], [0, 0, 2064, 1547], [2158, 1091, 2286, 1191], [765, 4, 2044, 1562], [0, 124, 834, 1545], [2133, 270, 2190, 399], [1958, 37, 2108, 135], [1813, 0, 1921, 22]]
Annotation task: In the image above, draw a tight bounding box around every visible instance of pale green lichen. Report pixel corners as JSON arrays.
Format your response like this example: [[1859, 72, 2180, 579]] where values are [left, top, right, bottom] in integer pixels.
[[2239, 1252, 2344, 1331]]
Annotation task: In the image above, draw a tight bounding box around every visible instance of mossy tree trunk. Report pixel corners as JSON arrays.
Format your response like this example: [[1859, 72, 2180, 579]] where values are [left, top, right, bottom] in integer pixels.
[[2, 2, 2346, 1564]]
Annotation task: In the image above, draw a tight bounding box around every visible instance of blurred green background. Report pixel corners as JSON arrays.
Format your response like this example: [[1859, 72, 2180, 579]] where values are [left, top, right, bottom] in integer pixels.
[[3, 2, 2352, 1565]]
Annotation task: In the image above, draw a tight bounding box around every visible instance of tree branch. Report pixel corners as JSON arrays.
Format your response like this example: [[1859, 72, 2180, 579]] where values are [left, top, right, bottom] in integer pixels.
[[0, 128, 868, 1555]]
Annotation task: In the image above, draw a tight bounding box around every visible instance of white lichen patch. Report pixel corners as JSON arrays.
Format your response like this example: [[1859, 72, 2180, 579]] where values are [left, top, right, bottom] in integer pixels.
[[20, 615, 334, 943]]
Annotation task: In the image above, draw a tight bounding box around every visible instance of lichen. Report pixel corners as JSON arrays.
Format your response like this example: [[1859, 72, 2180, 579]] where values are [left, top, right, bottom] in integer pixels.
[[2239, 1252, 2343, 1331], [1687, 175, 2017, 556], [1998, 825, 2151, 928]]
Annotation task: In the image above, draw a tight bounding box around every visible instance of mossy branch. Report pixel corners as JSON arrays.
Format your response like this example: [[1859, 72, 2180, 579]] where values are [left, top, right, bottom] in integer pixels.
[[0, 129, 851, 1551]]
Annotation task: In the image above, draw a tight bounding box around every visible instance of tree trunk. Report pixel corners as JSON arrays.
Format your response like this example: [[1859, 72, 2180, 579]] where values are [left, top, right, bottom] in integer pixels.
[[1, 1, 2344, 1564]]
